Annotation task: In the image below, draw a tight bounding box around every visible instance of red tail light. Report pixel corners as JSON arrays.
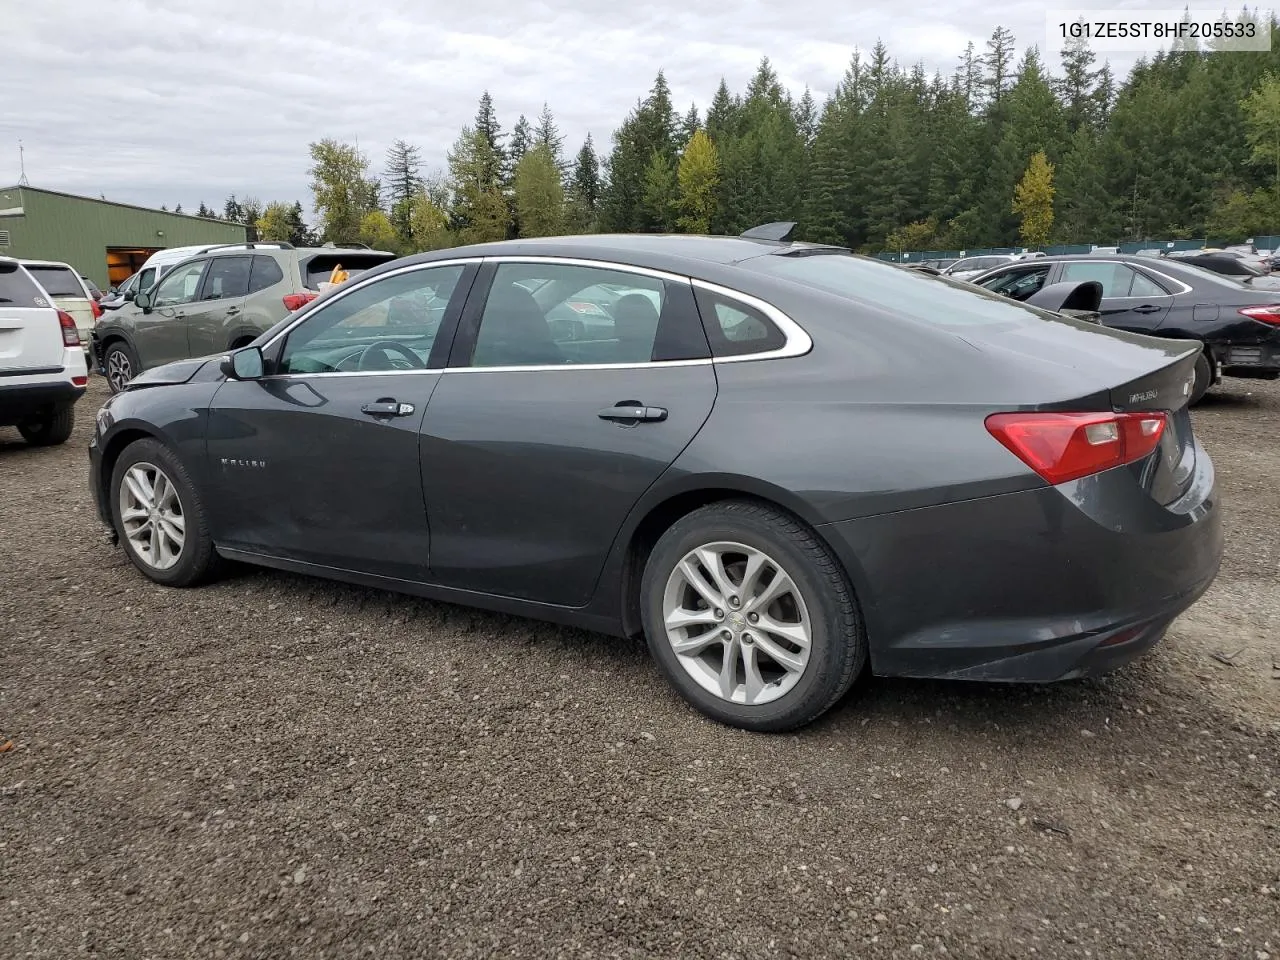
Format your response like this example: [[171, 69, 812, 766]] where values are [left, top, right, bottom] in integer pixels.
[[283, 292, 319, 312], [72, 376, 87, 386], [985, 411, 1168, 485], [90, 298, 103, 320], [1238, 305, 1280, 325], [57, 309, 81, 347]]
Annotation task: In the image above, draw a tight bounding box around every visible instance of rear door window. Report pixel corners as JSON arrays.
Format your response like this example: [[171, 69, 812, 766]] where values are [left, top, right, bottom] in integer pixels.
[[24, 264, 85, 298], [0, 262, 48, 308], [198, 256, 252, 301], [248, 256, 285, 294]]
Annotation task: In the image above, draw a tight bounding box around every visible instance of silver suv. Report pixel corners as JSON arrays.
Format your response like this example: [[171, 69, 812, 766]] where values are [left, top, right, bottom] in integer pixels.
[[92, 242, 397, 392]]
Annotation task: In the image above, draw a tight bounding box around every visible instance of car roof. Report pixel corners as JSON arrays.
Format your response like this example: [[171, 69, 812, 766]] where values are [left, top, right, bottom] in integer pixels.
[[17, 258, 77, 268], [394, 233, 848, 277]]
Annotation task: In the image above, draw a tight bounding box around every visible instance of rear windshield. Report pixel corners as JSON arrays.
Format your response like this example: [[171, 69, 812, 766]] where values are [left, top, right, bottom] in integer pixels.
[[0, 262, 48, 308], [746, 252, 1063, 327], [24, 264, 85, 298], [300, 252, 398, 290]]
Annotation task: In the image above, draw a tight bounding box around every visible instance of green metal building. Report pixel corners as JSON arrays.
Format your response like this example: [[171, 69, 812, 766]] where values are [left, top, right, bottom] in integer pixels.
[[0, 185, 247, 290]]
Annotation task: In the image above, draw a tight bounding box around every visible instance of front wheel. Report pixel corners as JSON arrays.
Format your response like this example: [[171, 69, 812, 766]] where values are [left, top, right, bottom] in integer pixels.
[[1189, 351, 1213, 406], [109, 438, 222, 587], [640, 500, 866, 732]]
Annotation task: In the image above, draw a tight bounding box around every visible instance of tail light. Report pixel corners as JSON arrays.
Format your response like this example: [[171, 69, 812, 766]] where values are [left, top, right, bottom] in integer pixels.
[[1238, 305, 1280, 325], [985, 411, 1168, 485], [72, 376, 87, 386], [283, 292, 319, 312], [57, 309, 81, 347], [90, 298, 103, 320]]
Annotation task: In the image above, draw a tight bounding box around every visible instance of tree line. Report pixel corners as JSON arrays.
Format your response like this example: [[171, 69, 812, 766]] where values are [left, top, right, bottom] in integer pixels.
[[201, 14, 1280, 255]]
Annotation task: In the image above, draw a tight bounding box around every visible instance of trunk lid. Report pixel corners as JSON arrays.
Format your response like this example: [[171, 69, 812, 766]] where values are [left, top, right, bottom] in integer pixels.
[[0, 262, 65, 372]]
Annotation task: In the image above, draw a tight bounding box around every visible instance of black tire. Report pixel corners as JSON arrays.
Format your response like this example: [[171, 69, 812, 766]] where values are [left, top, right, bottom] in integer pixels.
[[109, 438, 222, 587], [18, 404, 74, 446], [103, 340, 138, 394], [1189, 351, 1212, 406], [640, 499, 866, 732]]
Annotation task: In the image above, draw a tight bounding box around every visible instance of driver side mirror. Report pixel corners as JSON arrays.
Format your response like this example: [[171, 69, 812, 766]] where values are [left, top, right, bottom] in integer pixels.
[[220, 345, 264, 381], [135, 290, 153, 312], [123, 288, 135, 301]]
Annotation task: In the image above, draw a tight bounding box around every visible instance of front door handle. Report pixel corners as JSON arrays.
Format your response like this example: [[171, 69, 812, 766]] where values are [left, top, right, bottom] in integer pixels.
[[225, 306, 240, 315], [598, 404, 667, 423], [361, 399, 415, 418], [1132, 304, 1163, 314]]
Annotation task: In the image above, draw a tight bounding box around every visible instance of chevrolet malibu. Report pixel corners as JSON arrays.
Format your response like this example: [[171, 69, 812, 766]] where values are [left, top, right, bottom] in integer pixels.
[[88, 227, 1224, 732]]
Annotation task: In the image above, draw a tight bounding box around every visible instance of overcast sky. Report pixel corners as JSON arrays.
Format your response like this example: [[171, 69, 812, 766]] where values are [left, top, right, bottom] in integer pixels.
[[1, 0, 1206, 218]]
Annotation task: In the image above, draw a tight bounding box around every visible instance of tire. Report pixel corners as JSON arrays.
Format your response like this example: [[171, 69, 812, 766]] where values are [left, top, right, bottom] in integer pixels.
[[640, 499, 866, 732], [18, 405, 74, 446], [109, 438, 222, 587], [1189, 351, 1212, 406], [103, 340, 138, 394]]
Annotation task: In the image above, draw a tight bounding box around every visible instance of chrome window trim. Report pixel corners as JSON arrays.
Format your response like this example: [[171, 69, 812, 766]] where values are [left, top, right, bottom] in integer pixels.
[[249, 252, 812, 379], [259, 257, 484, 353], [1057, 259, 1193, 297], [690, 278, 813, 363]]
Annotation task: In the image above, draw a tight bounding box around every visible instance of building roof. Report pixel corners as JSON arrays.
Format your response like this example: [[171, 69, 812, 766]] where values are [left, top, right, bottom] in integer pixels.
[[0, 184, 231, 224]]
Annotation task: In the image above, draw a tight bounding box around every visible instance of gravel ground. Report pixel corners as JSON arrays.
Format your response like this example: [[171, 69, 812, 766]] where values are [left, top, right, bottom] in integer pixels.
[[2, 375, 1278, 960]]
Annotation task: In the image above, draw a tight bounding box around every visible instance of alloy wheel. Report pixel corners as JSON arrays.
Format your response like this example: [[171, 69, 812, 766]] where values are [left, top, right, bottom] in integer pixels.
[[118, 462, 185, 571], [661, 541, 813, 705], [106, 349, 132, 391]]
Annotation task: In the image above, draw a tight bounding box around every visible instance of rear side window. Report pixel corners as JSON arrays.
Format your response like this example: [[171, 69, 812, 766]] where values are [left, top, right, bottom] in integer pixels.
[[747, 251, 1064, 328], [693, 287, 786, 357], [0, 262, 49, 308], [248, 256, 285, 294], [199, 256, 251, 300], [24, 264, 84, 298], [300, 253, 397, 290]]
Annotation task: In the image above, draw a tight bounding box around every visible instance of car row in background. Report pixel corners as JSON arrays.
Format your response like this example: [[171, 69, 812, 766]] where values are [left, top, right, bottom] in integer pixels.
[[0, 256, 88, 446], [968, 253, 1280, 403], [92, 241, 396, 392]]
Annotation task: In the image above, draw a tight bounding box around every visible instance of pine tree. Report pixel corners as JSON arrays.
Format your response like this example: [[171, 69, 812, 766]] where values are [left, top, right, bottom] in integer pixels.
[[446, 125, 510, 241], [223, 196, 242, 222], [600, 71, 680, 231], [532, 103, 566, 177], [384, 139, 423, 242], [983, 27, 1017, 107], [567, 135, 601, 232], [706, 79, 741, 144], [1057, 38, 1104, 132], [508, 115, 532, 173], [795, 88, 818, 147], [679, 104, 701, 149], [1013, 150, 1055, 247], [196, 201, 212, 218], [473, 91, 506, 190], [174, 203, 183, 214], [514, 144, 565, 237], [641, 151, 678, 231], [677, 129, 719, 233]]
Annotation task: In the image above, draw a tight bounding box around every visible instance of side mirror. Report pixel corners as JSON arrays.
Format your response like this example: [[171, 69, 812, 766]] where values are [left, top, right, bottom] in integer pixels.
[[135, 290, 153, 312], [220, 345, 264, 381], [123, 289, 135, 301]]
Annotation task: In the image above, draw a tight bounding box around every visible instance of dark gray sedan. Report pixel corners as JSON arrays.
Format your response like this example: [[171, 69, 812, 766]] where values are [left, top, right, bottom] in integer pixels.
[[87, 229, 1223, 732]]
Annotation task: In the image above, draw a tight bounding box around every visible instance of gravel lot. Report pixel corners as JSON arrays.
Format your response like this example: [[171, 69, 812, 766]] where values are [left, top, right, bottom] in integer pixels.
[[3, 375, 1278, 960]]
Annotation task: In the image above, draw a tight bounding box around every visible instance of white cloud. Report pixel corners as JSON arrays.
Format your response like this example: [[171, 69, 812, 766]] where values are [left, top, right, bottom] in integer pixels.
[[2, 0, 1137, 217]]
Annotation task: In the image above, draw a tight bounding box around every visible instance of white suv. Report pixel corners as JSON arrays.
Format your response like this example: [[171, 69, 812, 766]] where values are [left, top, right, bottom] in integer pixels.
[[0, 257, 88, 446]]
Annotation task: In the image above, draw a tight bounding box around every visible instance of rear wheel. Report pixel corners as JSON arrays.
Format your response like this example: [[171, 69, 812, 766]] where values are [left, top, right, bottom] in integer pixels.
[[640, 500, 866, 732], [18, 405, 74, 446], [110, 438, 222, 587], [103, 341, 138, 394], [1189, 351, 1212, 406]]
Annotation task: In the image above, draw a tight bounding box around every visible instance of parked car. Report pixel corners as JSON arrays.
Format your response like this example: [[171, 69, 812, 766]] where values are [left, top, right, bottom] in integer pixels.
[[92, 242, 397, 392], [0, 257, 88, 445], [99, 271, 139, 311], [88, 229, 1222, 732], [18, 259, 100, 365], [968, 253, 1280, 402], [942, 254, 1019, 280], [81, 275, 105, 301]]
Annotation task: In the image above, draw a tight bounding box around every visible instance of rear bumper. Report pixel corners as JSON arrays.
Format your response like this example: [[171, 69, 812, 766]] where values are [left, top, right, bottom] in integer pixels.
[[0, 378, 85, 427], [1218, 339, 1280, 378], [818, 447, 1224, 683]]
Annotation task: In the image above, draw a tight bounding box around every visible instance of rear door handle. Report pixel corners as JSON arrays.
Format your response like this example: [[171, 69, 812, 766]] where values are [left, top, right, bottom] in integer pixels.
[[1132, 304, 1163, 314], [598, 404, 667, 422], [361, 399, 416, 418]]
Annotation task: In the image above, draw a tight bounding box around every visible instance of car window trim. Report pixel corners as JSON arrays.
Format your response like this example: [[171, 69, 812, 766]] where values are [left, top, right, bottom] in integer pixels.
[[196, 255, 253, 302], [153, 258, 210, 308], [254, 258, 481, 381], [1056, 259, 1188, 298], [253, 254, 811, 378]]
